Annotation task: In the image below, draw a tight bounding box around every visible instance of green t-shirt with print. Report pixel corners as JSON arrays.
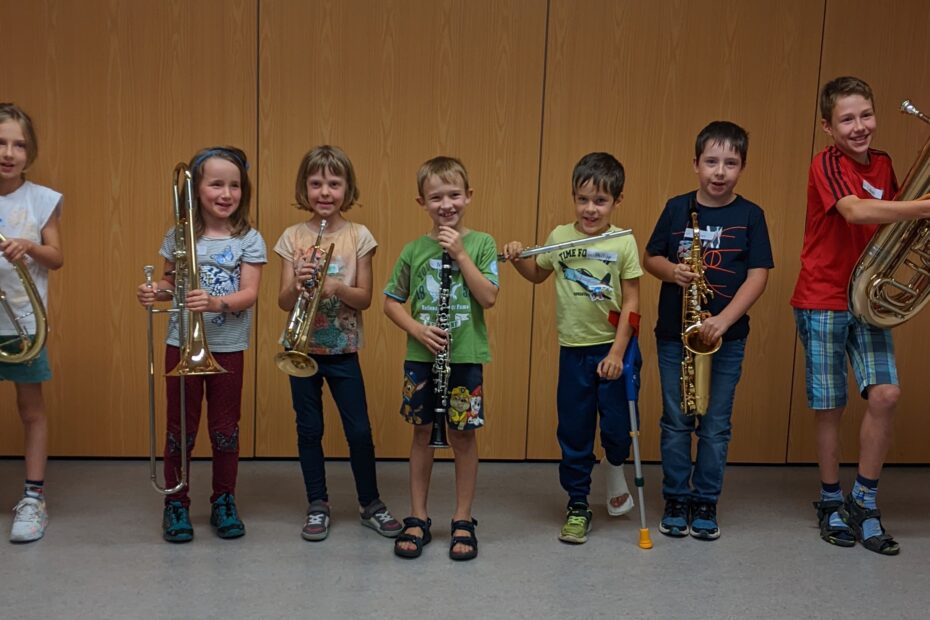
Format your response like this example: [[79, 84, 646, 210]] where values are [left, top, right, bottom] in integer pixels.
[[536, 223, 642, 346], [384, 231, 499, 363]]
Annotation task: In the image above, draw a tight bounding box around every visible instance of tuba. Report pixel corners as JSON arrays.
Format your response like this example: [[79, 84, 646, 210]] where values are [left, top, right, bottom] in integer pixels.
[[681, 206, 721, 416], [143, 163, 227, 495], [0, 231, 47, 364], [849, 100, 930, 328], [275, 219, 334, 377]]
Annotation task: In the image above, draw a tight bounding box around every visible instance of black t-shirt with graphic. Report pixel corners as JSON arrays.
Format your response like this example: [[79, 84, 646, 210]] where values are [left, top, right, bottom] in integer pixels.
[[645, 191, 774, 342]]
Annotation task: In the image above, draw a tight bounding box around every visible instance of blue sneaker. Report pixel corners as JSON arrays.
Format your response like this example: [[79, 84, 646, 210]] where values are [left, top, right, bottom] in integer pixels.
[[690, 501, 720, 540], [210, 493, 245, 539], [163, 501, 193, 543], [659, 498, 690, 538]]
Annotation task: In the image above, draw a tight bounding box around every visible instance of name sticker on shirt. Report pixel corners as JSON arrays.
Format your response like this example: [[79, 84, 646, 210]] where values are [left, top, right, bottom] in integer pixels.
[[684, 226, 722, 248], [862, 180, 884, 200]]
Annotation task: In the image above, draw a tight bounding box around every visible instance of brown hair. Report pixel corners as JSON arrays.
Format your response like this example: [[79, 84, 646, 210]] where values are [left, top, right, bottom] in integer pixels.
[[188, 146, 252, 237], [820, 76, 874, 122], [0, 103, 39, 171], [416, 156, 471, 197], [294, 145, 360, 212]]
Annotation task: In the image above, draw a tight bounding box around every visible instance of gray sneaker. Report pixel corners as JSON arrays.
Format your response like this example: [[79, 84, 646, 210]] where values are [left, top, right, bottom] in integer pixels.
[[301, 500, 330, 541], [10, 497, 48, 543], [360, 499, 402, 538]]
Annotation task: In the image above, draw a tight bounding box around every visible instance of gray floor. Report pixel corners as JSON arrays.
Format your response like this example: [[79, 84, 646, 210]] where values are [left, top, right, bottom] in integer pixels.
[[1, 460, 928, 620]]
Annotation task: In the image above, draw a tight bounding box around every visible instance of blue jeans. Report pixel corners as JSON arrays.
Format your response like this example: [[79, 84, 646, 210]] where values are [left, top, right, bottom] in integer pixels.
[[557, 343, 635, 506], [290, 353, 379, 507], [657, 338, 746, 503]]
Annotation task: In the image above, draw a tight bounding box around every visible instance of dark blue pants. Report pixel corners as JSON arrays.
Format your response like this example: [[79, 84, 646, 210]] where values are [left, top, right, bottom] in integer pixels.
[[557, 343, 635, 506], [290, 353, 379, 507]]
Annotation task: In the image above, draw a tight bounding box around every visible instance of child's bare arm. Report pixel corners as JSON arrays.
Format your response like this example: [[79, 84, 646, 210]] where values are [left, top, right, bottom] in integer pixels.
[[187, 262, 262, 313], [324, 250, 373, 311], [437, 226, 498, 308], [501, 241, 553, 284], [136, 259, 176, 307], [598, 277, 639, 380], [836, 194, 930, 225], [0, 212, 63, 270], [698, 268, 768, 344], [643, 252, 695, 286], [383, 295, 448, 354]]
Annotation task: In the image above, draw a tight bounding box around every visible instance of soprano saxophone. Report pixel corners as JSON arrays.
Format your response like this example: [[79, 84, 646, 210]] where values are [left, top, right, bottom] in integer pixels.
[[681, 208, 720, 416], [429, 251, 453, 449]]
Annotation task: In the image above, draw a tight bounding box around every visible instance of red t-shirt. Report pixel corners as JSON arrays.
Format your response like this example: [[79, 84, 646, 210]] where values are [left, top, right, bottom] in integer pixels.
[[791, 146, 898, 310]]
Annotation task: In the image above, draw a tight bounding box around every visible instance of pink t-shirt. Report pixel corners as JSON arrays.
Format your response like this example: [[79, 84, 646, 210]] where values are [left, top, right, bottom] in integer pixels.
[[274, 220, 377, 354]]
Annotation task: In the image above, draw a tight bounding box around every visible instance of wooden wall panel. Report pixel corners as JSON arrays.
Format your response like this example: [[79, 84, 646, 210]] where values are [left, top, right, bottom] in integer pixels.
[[526, 0, 825, 462], [254, 0, 547, 459], [787, 0, 930, 463], [0, 0, 257, 457]]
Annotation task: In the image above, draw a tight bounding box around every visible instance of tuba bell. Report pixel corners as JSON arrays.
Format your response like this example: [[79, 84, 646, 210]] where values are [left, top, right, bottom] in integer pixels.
[[142, 163, 227, 495], [275, 219, 334, 377], [849, 100, 930, 328], [0, 231, 47, 364]]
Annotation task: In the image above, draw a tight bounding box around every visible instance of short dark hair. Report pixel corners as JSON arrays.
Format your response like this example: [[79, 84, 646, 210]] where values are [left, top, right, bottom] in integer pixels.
[[571, 152, 625, 199], [819, 76, 874, 122], [695, 121, 749, 166], [0, 102, 39, 170]]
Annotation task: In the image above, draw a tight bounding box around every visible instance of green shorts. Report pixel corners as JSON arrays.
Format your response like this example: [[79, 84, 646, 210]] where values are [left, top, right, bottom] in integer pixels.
[[0, 336, 51, 383]]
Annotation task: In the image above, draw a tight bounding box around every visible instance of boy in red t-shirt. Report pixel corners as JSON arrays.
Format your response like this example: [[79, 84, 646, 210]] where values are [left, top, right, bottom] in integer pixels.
[[791, 76, 930, 556]]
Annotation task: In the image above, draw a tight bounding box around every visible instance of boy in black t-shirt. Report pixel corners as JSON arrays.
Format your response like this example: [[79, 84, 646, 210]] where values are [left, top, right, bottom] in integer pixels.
[[643, 121, 774, 540]]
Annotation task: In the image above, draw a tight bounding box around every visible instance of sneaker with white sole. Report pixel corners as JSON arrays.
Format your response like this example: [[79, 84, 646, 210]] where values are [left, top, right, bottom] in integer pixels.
[[360, 499, 402, 538], [10, 496, 48, 543], [302, 500, 331, 541]]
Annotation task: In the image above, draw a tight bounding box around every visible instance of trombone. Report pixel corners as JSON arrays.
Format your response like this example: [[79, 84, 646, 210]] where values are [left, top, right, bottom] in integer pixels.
[[143, 163, 227, 495]]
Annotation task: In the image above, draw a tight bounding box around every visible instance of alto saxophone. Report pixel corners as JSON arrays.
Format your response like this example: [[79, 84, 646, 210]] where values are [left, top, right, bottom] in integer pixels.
[[275, 219, 334, 377], [680, 208, 721, 416], [429, 250, 453, 449]]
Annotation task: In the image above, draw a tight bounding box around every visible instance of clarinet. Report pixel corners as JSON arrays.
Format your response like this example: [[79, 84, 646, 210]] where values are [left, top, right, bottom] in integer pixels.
[[429, 251, 453, 448]]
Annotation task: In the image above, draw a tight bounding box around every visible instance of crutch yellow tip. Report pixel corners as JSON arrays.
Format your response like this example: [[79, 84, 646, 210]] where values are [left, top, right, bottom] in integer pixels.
[[638, 528, 653, 550]]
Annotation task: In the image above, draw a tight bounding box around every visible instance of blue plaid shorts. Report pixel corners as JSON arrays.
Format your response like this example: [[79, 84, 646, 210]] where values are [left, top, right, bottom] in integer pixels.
[[793, 309, 897, 409]]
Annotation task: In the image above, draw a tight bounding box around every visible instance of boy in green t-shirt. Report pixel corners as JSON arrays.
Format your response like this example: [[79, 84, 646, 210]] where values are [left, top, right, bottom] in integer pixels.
[[384, 156, 499, 561], [503, 152, 642, 544]]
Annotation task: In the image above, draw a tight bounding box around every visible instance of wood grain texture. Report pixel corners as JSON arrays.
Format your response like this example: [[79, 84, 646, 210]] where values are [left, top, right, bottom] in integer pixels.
[[254, 0, 547, 459], [0, 0, 257, 457], [786, 0, 930, 464], [526, 0, 825, 463]]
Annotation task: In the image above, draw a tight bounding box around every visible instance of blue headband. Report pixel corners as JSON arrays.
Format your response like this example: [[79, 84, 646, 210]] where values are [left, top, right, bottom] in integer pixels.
[[192, 148, 249, 172]]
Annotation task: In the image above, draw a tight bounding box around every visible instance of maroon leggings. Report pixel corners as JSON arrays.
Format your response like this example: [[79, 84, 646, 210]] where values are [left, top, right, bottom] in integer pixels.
[[163, 346, 244, 506]]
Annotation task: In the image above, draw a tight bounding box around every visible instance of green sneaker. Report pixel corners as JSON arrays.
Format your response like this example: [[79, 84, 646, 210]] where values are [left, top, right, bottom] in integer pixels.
[[162, 501, 193, 543], [210, 493, 245, 539], [558, 502, 592, 544]]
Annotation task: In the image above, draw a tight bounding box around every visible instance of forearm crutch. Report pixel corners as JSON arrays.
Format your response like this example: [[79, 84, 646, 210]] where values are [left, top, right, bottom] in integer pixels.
[[622, 312, 652, 549]]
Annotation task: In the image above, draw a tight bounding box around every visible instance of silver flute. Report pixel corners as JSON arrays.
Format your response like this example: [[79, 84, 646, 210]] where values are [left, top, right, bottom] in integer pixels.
[[497, 227, 632, 261]]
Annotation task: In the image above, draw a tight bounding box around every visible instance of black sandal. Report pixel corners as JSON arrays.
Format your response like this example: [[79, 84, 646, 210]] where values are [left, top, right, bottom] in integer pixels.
[[839, 495, 900, 556], [393, 516, 431, 559], [449, 518, 478, 561], [812, 500, 855, 548]]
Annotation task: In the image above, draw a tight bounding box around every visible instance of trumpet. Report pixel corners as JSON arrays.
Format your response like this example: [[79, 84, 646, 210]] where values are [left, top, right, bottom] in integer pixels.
[[0, 231, 47, 364], [143, 163, 227, 495], [497, 227, 632, 261], [275, 219, 335, 377]]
